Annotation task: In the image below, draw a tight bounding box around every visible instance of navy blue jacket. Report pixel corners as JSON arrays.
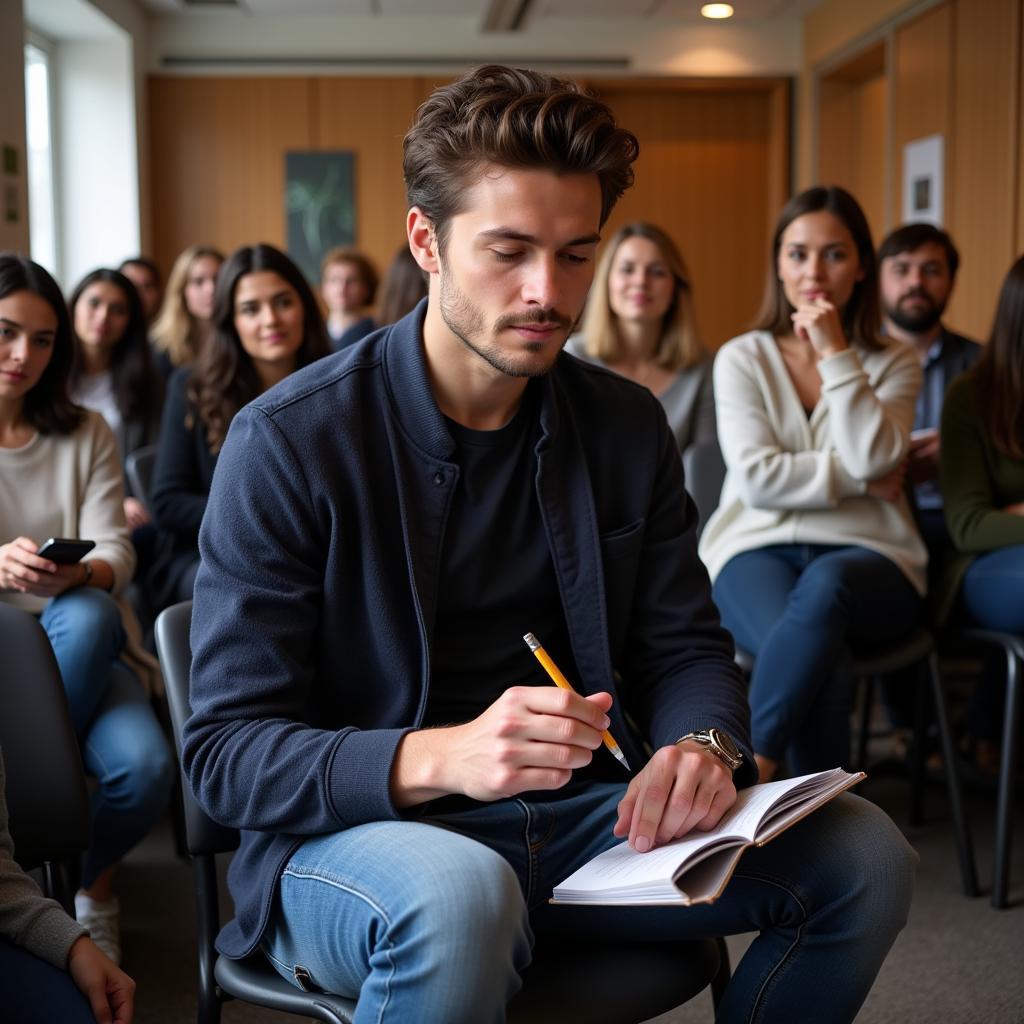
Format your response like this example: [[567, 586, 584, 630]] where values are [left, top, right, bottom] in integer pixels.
[[184, 302, 752, 959]]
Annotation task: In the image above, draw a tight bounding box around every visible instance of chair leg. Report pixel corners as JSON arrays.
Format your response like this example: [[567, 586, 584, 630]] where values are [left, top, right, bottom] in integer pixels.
[[992, 650, 1021, 909], [195, 856, 224, 1024], [856, 676, 875, 772], [908, 664, 929, 827], [928, 652, 979, 898], [711, 936, 731, 1011]]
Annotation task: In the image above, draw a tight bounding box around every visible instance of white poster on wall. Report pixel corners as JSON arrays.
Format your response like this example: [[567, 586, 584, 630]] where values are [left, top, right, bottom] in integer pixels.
[[902, 134, 944, 225]]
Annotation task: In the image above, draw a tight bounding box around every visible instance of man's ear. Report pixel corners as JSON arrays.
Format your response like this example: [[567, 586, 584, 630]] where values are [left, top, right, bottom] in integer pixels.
[[407, 208, 440, 274]]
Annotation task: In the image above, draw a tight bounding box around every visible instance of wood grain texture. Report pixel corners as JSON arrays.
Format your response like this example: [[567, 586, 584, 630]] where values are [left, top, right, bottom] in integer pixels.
[[149, 77, 313, 274], [148, 75, 789, 346], [592, 82, 789, 350], [946, 0, 1021, 339], [891, 3, 953, 229]]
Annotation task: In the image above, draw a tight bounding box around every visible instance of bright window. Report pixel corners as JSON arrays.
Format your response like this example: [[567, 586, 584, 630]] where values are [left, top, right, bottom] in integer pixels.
[[24, 40, 58, 275]]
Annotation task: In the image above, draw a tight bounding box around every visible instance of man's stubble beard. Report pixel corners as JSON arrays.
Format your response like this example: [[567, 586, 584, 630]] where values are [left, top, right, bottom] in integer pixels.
[[437, 263, 580, 380]]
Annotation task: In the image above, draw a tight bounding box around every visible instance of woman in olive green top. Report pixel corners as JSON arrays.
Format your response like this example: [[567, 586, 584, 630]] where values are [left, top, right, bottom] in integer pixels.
[[939, 254, 1024, 761], [940, 257, 1024, 623]]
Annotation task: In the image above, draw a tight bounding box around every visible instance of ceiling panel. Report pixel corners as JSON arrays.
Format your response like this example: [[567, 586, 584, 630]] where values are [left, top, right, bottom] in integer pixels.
[[243, 0, 375, 13]]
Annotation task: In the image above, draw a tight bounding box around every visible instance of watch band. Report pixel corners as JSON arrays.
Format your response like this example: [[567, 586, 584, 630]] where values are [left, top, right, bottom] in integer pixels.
[[675, 728, 743, 772], [81, 560, 94, 586]]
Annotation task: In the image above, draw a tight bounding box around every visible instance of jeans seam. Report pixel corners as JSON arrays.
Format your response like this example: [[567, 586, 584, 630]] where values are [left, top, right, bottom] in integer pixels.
[[516, 800, 535, 905], [281, 867, 396, 1021], [731, 871, 808, 1024]]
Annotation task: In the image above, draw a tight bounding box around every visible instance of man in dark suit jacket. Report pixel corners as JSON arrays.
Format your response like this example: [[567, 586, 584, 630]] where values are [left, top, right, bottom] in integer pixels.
[[878, 223, 981, 551], [183, 65, 917, 1024]]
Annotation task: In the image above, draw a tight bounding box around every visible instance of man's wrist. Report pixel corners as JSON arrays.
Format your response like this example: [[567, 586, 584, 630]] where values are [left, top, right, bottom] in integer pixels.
[[390, 729, 451, 808], [675, 728, 743, 773]]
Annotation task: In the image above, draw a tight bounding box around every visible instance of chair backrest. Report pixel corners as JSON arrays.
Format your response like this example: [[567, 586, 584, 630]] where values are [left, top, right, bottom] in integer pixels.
[[125, 443, 159, 508], [154, 600, 239, 857], [0, 604, 91, 873], [682, 438, 726, 538]]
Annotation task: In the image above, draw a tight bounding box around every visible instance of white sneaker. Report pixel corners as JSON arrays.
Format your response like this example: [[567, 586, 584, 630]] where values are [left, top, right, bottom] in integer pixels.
[[75, 893, 121, 964]]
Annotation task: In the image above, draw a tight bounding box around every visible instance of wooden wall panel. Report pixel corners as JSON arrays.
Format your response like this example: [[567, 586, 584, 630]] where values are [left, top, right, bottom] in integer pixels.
[[891, 3, 953, 228], [592, 85, 788, 350], [149, 77, 313, 275], [817, 49, 888, 241], [314, 77, 432, 286], [148, 75, 789, 346], [946, 0, 1021, 339]]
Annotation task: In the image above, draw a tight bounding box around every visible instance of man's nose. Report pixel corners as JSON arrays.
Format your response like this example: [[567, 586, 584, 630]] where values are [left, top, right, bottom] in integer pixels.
[[522, 257, 558, 307]]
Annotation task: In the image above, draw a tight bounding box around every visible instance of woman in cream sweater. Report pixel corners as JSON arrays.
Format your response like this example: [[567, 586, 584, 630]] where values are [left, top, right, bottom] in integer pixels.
[[698, 187, 925, 781], [0, 254, 173, 964]]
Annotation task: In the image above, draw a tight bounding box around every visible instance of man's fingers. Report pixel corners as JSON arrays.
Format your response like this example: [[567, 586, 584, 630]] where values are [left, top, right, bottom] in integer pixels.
[[694, 785, 738, 833]]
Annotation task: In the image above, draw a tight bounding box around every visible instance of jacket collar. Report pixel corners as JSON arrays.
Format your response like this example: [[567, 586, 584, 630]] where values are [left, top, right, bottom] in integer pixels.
[[381, 297, 567, 457]]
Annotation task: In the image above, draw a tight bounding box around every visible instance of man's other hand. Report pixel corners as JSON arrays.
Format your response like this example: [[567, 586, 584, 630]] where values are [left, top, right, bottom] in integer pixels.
[[613, 741, 737, 853]]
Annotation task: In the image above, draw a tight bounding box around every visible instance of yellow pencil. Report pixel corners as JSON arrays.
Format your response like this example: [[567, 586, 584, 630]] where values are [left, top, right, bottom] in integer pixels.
[[523, 632, 631, 772]]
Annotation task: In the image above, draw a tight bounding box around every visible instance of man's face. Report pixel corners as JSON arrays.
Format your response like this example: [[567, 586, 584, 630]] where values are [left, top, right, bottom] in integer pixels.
[[879, 241, 954, 334], [432, 165, 603, 378]]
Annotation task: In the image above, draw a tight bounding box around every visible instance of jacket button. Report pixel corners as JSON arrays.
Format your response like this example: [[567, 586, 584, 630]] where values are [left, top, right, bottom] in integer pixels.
[[433, 471, 445, 485]]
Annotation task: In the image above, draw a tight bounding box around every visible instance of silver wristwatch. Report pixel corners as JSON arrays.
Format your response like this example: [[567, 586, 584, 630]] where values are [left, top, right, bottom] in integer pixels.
[[676, 728, 743, 772]]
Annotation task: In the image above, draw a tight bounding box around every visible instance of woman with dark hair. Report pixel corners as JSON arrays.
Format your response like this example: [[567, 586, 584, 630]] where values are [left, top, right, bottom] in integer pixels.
[[68, 269, 163, 531], [376, 244, 428, 326], [568, 221, 714, 455], [698, 187, 925, 780], [149, 243, 329, 609], [149, 245, 224, 378], [0, 253, 173, 965], [939, 254, 1024, 769]]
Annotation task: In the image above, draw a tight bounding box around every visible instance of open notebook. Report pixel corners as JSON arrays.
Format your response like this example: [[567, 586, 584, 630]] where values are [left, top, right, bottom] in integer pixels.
[[552, 767, 863, 907]]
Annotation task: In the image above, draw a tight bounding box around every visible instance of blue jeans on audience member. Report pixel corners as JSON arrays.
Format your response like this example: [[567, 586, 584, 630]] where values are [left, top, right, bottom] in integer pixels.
[[0, 937, 96, 1024], [263, 781, 916, 1024], [959, 544, 1024, 741], [39, 587, 173, 887], [713, 544, 922, 774]]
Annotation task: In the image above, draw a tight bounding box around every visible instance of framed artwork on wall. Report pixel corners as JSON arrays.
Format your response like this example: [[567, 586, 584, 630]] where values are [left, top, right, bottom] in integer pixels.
[[902, 135, 944, 226], [285, 151, 356, 283]]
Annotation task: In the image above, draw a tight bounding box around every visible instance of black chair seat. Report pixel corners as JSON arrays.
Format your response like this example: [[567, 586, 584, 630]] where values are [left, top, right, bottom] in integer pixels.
[[509, 936, 724, 1023], [215, 955, 355, 1022]]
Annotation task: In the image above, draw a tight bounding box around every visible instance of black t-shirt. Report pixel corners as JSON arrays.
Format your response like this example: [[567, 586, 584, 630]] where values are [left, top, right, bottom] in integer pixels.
[[424, 383, 581, 728]]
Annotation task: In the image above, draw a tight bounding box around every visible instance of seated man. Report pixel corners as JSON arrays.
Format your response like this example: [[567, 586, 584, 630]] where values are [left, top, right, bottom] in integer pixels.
[[877, 223, 980, 552], [183, 65, 917, 1024]]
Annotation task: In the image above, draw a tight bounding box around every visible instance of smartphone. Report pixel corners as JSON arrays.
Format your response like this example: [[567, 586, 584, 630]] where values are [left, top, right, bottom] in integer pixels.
[[35, 537, 96, 564]]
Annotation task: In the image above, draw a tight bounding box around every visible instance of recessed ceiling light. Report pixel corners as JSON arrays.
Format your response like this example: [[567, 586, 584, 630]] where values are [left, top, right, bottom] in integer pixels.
[[701, 3, 735, 18]]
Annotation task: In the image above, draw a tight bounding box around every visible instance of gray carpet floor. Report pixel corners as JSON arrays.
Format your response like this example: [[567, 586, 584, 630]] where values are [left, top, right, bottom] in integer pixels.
[[118, 767, 1024, 1023]]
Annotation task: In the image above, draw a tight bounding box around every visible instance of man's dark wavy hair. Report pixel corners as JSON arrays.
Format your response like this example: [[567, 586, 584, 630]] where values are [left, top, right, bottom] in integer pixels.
[[403, 65, 640, 250]]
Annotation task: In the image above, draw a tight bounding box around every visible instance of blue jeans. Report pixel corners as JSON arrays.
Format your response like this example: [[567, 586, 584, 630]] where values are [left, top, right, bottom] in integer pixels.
[[959, 544, 1024, 740], [713, 545, 922, 773], [39, 588, 173, 887], [0, 937, 96, 1024], [263, 781, 916, 1024]]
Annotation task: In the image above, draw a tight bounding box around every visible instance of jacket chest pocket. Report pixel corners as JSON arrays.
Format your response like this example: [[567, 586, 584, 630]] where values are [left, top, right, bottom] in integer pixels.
[[600, 518, 645, 657]]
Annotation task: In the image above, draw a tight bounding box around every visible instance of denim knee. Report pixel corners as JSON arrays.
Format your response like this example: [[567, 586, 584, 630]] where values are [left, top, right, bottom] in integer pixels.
[[43, 587, 124, 652]]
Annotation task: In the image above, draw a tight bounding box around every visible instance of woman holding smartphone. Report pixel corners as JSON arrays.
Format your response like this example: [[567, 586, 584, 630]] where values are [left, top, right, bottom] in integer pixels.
[[149, 243, 329, 609], [698, 187, 925, 780], [0, 254, 173, 965]]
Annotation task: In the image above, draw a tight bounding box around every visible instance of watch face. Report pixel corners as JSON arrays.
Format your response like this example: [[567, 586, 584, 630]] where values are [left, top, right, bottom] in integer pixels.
[[709, 728, 740, 760]]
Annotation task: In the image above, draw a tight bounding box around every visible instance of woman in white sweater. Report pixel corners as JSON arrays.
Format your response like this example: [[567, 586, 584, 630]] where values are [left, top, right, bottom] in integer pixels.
[[0, 255, 173, 963], [698, 187, 925, 781]]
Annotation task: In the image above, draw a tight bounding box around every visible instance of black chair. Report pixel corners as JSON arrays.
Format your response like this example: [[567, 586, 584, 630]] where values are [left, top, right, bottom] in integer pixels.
[[735, 628, 979, 899], [125, 443, 158, 509], [682, 438, 726, 539], [156, 601, 731, 1024], [940, 626, 1023, 908], [0, 604, 91, 915]]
